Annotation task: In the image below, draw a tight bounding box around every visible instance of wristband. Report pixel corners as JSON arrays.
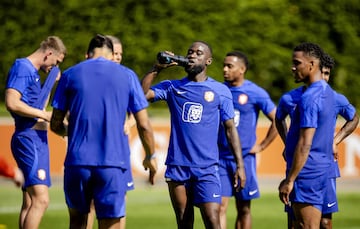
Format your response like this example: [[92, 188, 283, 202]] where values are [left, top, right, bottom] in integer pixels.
[[147, 153, 157, 160]]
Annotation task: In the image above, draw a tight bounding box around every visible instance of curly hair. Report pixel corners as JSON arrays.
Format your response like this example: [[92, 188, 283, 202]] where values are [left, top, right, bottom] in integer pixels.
[[293, 42, 326, 69]]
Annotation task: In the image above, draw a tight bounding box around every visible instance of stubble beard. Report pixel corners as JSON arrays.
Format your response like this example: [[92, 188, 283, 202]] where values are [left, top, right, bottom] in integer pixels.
[[185, 64, 205, 76]]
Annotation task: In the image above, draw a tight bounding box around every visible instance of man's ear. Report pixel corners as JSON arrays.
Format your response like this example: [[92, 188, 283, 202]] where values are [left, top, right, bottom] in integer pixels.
[[206, 57, 213, 66]]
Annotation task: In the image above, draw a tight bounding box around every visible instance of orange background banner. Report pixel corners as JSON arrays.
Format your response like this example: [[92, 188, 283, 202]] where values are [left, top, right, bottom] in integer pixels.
[[1, 121, 360, 179]]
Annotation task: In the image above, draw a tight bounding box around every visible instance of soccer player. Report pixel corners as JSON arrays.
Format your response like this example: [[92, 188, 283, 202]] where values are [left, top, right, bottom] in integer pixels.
[[5, 35, 66, 229], [218, 51, 278, 229], [278, 42, 336, 228], [50, 34, 157, 229], [85, 34, 136, 229], [0, 156, 24, 187], [276, 52, 359, 229], [141, 41, 246, 229], [106, 35, 123, 64], [319, 54, 359, 229]]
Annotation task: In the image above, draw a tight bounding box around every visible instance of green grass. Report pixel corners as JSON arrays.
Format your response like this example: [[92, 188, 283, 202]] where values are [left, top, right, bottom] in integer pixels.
[[0, 180, 359, 229]]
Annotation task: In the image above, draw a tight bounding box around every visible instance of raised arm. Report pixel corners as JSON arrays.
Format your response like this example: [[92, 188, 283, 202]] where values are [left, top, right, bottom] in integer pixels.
[[141, 68, 159, 102], [141, 59, 177, 101]]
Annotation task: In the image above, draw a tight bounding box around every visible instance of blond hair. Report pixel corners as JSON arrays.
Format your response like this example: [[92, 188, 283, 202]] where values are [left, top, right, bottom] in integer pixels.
[[39, 36, 67, 56]]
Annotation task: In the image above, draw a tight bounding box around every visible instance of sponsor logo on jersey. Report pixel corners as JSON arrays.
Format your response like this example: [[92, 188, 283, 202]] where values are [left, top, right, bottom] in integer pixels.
[[176, 90, 187, 95], [182, 102, 203, 123]]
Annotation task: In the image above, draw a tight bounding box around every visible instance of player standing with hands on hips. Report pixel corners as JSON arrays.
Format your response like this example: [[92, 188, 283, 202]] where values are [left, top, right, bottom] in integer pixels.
[[141, 41, 246, 229], [218, 51, 277, 229], [278, 42, 337, 228]]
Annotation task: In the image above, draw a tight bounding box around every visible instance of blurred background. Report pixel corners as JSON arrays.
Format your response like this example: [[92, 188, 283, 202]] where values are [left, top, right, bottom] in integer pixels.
[[1, 0, 360, 109], [1, 1, 360, 227]]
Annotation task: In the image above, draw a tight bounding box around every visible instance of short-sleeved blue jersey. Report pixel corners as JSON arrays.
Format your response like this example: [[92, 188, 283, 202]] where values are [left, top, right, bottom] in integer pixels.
[[6, 58, 41, 130], [276, 86, 304, 167], [218, 80, 276, 158], [296, 80, 336, 178], [277, 85, 356, 179], [52, 57, 148, 169], [151, 76, 234, 167]]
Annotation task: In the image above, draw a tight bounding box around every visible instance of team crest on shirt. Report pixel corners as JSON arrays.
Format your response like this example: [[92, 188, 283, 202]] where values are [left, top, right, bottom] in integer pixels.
[[37, 169, 46, 180], [204, 91, 214, 102], [238, 94, 248, 105], [182, 102, 203, 123]]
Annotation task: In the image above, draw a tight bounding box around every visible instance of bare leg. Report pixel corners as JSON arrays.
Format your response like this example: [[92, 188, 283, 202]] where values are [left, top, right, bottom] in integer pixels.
[[168, 181, 194, 229], [119, 195, 128, 229], [86, 200, 95, 229], [293, 203, 321, 229], [98, 218, 121, 229], [198, 202, 221, 229], [235, 199, 251, 229], [69, 208, 88, 229], [22, 184, 49, 229], [219, 196, 230, 229], [19, 191, 31, 229]]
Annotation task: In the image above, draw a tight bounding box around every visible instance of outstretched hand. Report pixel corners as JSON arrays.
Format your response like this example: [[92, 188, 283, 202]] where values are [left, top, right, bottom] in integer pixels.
[[142, 156, 157, 185]]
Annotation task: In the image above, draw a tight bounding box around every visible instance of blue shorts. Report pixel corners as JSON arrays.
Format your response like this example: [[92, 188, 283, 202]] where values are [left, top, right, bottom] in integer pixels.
[[290, 173, 327, 212], [165, 164, 221, 205], [322, 178, 338, 214], [124, 167, 134, 191], [64, 166, 127, 219], [11, 129, 51, 188], [219, 154, 259, 200]]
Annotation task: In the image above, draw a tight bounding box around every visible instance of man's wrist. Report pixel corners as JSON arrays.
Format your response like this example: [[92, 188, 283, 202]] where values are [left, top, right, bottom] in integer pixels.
[[146, 153, 157, 160]]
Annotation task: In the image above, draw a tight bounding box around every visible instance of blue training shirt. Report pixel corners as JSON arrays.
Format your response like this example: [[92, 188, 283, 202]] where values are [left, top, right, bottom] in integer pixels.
[[276, 86, 305, 169], [297, 80, 336, 179], [52, 57, 148, 169], [151, 76, 234, 167], [6, 58, 42, 130], [218, 80, 275, 158]]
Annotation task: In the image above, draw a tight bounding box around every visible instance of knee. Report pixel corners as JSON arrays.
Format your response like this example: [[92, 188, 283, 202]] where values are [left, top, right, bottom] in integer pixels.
[[34, 195, 50, 210], [237, 206, 251, 217], [219, 204, 227, 216]]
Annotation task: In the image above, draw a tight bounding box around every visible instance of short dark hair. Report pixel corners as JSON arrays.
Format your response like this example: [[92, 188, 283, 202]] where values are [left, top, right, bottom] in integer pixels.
[[322, 52, 335, 70], [86, 34, 113, 58], [293, 42, 326, 69], [226, 51, 249, 70]]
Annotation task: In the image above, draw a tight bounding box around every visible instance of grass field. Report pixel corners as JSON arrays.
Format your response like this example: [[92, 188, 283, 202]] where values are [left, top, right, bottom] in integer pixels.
[[1, 178, 359, 229]]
